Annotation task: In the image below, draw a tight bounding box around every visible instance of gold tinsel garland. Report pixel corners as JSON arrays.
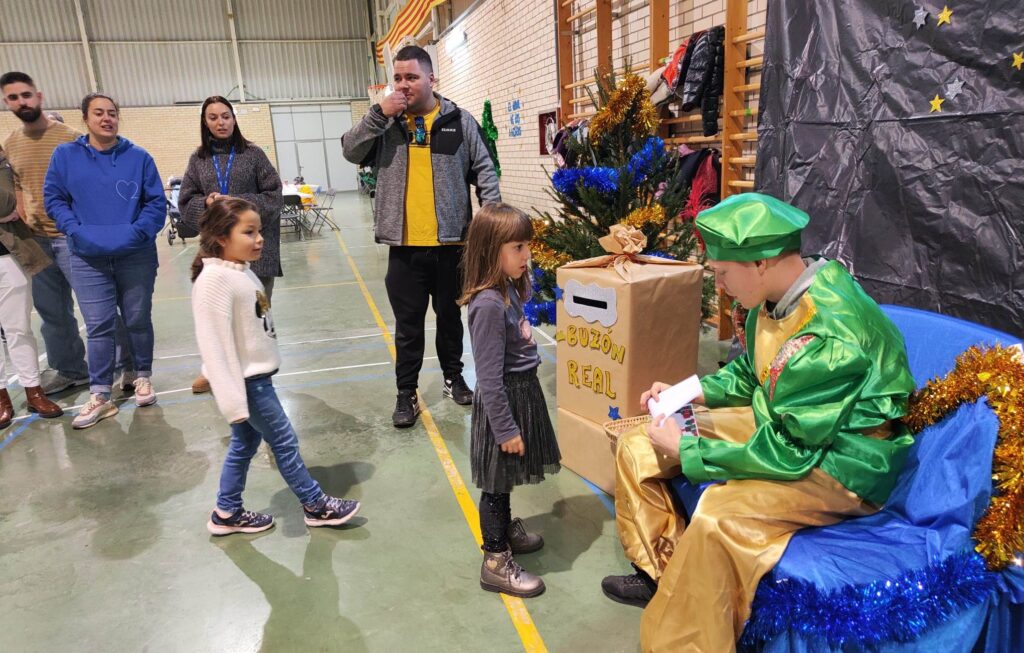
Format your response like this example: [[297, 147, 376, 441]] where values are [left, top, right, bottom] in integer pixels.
[[622, 205, 667, 230], [904, 345, 1024, 570], [529, 221, 572, 273], [531, 242, 572, 273], [589, 73, 659, 143]]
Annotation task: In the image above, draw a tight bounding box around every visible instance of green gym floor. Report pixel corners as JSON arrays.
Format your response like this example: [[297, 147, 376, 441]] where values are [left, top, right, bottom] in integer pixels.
[[0, 193, 725, 653]]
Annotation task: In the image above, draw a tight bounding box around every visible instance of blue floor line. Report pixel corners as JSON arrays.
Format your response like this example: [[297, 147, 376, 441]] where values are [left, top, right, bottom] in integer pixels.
[[0, 414, 40, 452], [580, 476, 616, 516]]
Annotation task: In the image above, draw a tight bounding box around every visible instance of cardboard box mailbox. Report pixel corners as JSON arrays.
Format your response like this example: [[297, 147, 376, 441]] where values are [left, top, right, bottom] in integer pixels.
[[557, 407, 617, 495], [555, 254, 704, 425]]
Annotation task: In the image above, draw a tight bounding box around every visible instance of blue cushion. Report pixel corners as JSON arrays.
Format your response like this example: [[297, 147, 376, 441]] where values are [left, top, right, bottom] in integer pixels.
[[880, 305, 1020, 387], [769, 398, 997, 589]]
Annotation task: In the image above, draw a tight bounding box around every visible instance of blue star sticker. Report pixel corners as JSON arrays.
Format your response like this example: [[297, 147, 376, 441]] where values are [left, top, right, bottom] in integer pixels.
[[609, 406, 621, 420], [554, 286, 564, 301]]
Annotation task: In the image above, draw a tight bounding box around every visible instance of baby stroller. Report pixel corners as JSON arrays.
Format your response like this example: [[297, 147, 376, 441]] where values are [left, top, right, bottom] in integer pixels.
[[164, 177, 196, 245]]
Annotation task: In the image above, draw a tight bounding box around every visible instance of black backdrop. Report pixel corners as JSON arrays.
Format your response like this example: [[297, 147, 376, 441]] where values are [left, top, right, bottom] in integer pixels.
[[756, 0, 1024, 335]]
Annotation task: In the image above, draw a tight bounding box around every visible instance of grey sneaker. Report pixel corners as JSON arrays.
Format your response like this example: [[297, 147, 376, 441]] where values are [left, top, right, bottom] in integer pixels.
[[303, 495, 360, 527], [480, 548, 545, 598], [40, 369, 89, 395], [133, 377, 157, 407], [72, 394, 119, 429], [207, 508, 275, 536]]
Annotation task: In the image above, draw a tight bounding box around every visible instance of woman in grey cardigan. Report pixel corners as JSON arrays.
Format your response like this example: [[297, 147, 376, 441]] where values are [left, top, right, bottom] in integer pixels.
[[179, 95, 283, 394]]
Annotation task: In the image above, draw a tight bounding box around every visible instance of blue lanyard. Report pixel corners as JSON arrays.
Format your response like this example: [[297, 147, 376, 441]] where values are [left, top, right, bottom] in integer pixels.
[[212, 147, 235, 195]]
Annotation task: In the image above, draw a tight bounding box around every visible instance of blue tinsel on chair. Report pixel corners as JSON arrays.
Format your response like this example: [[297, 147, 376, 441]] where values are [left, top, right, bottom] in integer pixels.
[[740, 551, 998, 648]]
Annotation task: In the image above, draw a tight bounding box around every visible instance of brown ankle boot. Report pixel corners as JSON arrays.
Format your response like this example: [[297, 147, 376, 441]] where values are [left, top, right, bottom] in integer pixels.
[[192, 374, 211, 394], [0, 389, 13, 429], [507, 517, 544, 554], [480, 548, 545, 598], [25, 386, 64, 419]]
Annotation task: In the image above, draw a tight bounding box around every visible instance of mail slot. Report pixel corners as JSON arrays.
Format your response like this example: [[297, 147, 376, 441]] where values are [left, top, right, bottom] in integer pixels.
[[556, 258, 704, 424]]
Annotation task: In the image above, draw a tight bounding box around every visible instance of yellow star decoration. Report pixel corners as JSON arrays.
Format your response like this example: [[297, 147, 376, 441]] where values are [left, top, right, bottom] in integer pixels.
[[1013, 52, 1024, 71], [929, 94, 945, 112], [937, 5, 953, 26]]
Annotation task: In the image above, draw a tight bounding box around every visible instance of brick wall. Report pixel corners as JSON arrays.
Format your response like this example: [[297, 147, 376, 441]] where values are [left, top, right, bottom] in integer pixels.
[[435, 0, 767, 213], [0, 103, 277, 184], [436, 0, 561, 216], [351, 99, 371, 123]]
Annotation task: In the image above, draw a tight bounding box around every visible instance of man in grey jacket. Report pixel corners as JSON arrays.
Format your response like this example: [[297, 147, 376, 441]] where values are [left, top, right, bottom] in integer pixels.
[[342, 45, 501, 428]]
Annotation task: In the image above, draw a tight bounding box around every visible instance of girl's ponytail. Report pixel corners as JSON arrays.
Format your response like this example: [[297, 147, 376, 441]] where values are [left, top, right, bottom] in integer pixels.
[[190, 246, 211, 282]]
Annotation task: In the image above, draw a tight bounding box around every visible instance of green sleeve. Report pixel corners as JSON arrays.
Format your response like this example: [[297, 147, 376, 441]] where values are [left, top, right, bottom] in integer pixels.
[[699, 352, 758, 408], [681, 336, 870, 483]]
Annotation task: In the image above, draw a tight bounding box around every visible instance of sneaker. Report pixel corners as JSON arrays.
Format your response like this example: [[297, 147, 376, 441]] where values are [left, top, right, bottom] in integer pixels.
[[303, 494, 360, 527], [133, 377, 157, 407], [443, 374, 474, 405], [392, 390, 420, 428], [601, 567, 658, 608], [207, 508, 275, 536], [40, 369, 89, 395], [118, 369, 137, 394], [72, 394, 119, 429]]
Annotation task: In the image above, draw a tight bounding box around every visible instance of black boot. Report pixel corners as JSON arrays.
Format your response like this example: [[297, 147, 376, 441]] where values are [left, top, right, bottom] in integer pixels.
[[443, 374, 474, 405], [392, 390, 420, 428], [601, 565, 658, 608]]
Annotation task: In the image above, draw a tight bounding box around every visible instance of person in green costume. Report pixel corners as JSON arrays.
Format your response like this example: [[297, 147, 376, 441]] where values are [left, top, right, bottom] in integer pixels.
[[601, 193, 915, 653]]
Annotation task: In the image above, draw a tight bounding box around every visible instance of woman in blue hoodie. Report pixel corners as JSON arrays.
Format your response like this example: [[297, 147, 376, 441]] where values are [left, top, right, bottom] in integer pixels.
[[43, 93, 166, 429]]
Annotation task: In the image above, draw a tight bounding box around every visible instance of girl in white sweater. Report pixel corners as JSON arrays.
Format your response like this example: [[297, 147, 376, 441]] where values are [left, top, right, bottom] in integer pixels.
[[191, 197, 360, 535]]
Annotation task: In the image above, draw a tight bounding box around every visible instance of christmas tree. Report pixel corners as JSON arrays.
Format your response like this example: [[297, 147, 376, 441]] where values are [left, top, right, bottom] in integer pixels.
[[526, 71, 716, 325]]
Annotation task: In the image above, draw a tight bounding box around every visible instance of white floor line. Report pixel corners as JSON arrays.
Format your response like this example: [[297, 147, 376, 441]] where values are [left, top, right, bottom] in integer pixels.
[[168, 244, 193, 262], [5, 340, 555, 422], [534, 327, 558, 346], [150, 327, 438, 361]]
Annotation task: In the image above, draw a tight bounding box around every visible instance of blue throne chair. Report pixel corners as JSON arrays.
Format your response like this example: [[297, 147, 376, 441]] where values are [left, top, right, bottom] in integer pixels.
[[671, 305, 1024, 652]]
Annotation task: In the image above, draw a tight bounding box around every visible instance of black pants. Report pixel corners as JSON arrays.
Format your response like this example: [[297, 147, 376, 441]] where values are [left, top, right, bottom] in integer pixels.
[[480, 492, 511, 553], [384, 246, 465, 392]]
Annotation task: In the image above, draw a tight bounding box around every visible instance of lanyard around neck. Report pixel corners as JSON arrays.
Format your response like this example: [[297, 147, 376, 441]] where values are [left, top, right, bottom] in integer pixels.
[[212, 146, 235, 195]]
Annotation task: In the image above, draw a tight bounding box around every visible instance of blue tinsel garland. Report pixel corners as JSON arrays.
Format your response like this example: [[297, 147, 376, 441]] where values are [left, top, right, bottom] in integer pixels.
[[625, 136, 665, 183], [524, 299, 556, 326], [551, 137, 664, 201], [641, 250, 675, 260], [740, 550, 999, 648], [552, 167, 619, 202], [524, 269, 557, 326]]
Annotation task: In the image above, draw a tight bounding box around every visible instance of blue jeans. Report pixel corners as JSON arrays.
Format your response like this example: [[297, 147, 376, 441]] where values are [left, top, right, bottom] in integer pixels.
[[33, 236, 134, 380], [69, 245, 157, 394], [31, 236, 88, 379], [216, 375, 323, 512]]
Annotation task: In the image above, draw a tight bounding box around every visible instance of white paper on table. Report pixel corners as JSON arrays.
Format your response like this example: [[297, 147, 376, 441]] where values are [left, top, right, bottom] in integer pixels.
[[647, 375, 702, 418]]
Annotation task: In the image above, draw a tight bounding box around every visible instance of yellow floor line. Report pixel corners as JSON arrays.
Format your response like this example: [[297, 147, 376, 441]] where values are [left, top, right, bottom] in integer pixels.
[[333, 231, 548, 653]]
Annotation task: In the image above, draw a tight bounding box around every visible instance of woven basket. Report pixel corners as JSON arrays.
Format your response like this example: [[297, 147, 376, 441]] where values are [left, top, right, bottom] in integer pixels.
[[603, 414, 651, 446]]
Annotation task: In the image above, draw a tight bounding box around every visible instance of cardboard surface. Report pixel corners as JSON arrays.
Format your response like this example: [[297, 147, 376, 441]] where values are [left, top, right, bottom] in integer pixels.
[[557, 407, 618, 495], [556, 259, 704, 424]]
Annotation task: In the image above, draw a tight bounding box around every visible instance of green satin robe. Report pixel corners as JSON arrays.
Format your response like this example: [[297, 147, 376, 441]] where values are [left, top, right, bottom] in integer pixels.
[[681, 261, 915, 505]]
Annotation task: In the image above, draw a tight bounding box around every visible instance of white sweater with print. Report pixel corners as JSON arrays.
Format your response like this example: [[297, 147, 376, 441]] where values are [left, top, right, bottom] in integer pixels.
[[192, 258, 280, 423]]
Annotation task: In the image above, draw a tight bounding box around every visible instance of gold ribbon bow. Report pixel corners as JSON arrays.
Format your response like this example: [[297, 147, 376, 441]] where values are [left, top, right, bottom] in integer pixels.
[[597, 224, 648, 281]]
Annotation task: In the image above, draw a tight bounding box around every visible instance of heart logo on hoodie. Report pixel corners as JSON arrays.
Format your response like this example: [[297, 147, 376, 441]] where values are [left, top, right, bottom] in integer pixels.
[[116, 180, 139, 202]]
